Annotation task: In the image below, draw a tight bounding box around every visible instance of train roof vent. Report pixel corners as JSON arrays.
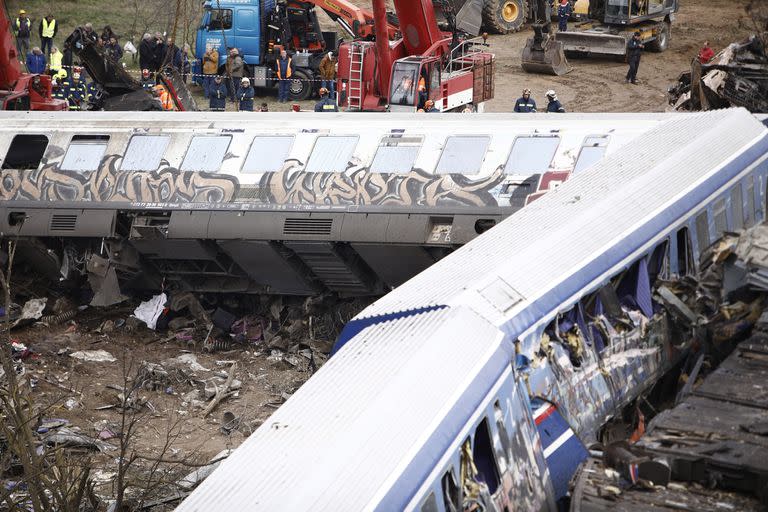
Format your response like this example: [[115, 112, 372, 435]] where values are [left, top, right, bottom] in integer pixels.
[[50, 214, 78, 232], [283, 218, 333, 236]]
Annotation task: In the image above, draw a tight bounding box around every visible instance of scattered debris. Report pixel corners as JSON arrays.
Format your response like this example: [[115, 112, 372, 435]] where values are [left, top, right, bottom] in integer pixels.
[[133, 292, 168, 330], [69, 350, 117, 363]]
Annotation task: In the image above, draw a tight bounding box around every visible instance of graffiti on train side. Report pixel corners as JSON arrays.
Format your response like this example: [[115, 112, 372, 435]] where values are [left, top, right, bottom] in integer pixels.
[[258, 161, 505, 207], [0, 155, 239, 203]]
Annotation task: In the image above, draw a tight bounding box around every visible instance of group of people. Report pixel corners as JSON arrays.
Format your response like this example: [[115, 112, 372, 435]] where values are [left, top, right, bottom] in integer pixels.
[[139, 32, 191, 77], [13, 9, 57, 57], [514, 89, 565, 113]]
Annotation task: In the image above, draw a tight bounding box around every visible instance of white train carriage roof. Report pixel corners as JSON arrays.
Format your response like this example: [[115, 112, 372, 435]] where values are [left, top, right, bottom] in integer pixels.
[[0, 111, 673, 181], [176, 305, 509, 512], [354, 108, 768, 330], [178, 109, 768, 510]]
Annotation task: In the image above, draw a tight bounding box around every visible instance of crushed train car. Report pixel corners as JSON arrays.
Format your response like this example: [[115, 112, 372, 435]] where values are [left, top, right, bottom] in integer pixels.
[[668, 35, 768, 113], [0, 112, 665, 302]]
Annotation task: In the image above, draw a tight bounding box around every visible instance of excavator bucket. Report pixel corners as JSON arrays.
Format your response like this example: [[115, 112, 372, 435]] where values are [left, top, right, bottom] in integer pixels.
[[521, 25, 570, 76], [556, 31, 628, 56]]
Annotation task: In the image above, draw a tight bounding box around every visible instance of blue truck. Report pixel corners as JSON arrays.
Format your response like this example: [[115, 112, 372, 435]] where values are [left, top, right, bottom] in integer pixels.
[[194, 0, 342, 100]]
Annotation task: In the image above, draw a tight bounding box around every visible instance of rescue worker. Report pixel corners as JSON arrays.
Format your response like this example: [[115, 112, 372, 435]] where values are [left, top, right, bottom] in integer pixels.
[[698, 40, 715, 64], [139, 33, 154, 71], [38, 13, 57, 57], [65, 71, 88, 110], [209, 75, 228, 111], [154, 84, 174, 110], [226, 48, 244, 101], [424, 99, 439, 113], [275, 49, 293, 103], [15, 10, 32, 58], [51, 73, 67, 101], [417, 74, 427, 109], [513, 88, 537, 112], [545, 90, 566, 112], [237, 77, 255, 111], [314, 87, 338, 112], [202, 45, 219, 98], [259, 102, 269, 112], [557, 0, 572, 32], [47, 46, 63, 76], [26, 47, 45, 74], [140, 69, 154, 90], [318, 51, 336, 97], [625, 31, 644, 84]]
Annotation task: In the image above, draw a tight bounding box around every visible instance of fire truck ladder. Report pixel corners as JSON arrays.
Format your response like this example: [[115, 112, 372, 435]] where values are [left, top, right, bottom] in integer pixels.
[[347, 42, 366, 110]]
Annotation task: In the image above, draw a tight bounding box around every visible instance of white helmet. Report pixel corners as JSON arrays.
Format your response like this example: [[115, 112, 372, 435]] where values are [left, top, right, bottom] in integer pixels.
[[546, 89, 556, 98]]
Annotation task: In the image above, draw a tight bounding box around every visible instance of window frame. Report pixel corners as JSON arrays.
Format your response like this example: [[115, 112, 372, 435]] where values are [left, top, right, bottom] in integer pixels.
[[435, 135, 491, 175], [573, 135, 610, 174], [241, 134, 295, 174], [369, 135, 424, 174], [304, 135, 359, 173], [503, 134, 561, 175], [60, 135, 111, 172], [120, 134, 171, 171], [180, 134, 232, 172], [2, 133, 49, 170]]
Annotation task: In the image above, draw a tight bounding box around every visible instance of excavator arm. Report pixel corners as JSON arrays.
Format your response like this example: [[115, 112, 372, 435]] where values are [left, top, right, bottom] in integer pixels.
[[299, 0, 399, 40]]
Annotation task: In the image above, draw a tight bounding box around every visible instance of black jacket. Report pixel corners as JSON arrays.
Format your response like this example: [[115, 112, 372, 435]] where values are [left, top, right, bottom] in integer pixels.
[[627, 38, 643, 59], [139, 39, 154, 70]]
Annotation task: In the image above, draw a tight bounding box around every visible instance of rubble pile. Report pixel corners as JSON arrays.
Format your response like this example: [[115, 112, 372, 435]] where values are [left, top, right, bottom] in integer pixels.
[[668, 35, 768, 113], [569, 225, 768, 511], [0, 286, 369, 510]]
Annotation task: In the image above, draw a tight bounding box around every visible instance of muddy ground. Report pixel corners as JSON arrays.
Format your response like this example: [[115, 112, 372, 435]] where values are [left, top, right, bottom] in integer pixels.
[[195, 0, 756, 112]]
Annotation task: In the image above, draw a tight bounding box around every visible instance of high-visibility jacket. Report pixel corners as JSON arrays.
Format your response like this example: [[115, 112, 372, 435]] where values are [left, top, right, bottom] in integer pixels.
[[276, 57, 292, 79], [41, 18, 56, 38], [15, 18, 30, 37], [49, 51, 63, 72], [418, 76, 426, 93], [155, 85, 174, 110]]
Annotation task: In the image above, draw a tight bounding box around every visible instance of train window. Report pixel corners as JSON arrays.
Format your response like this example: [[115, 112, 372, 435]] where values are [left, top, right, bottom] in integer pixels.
[[242, 135, 294, 174], [472, 417, 501, 494], [370, 135, 423, 173], [493, 401, 511, 470], [61, 137, 110, 172], [746, 176, 755, 227], [573, 136, 610, 174], [420, 492, 438, 512], [181, 135, 232, 172], [731, 184, 744, 231], [695, 211, 710, 255], [713, 198, 727, 234], [2, 134, 48, 170], [504, 135, 559, 174], [305, 136, 359, 173], [121, 135, 170, 171], [676, 227, 694, 276], [441, 469, 460, 512], [436, 135, 490, 175], [648, 239, 669, 282]]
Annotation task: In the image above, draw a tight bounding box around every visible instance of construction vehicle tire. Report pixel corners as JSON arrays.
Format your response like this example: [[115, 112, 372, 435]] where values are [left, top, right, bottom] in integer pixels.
[[649, 21, 670, 52], [288, 69, 312, 101], [483, 0, 527, 34]]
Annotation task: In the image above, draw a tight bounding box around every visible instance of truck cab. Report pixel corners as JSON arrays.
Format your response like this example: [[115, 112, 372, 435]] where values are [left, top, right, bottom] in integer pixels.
[[388, 57, 442, 113], [196, 0, 270, 70]]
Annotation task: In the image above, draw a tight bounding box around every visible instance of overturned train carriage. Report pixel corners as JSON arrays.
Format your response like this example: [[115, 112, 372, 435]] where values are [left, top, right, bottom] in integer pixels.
[[176, 109, 768, 511], [0, 112, 664, 299]]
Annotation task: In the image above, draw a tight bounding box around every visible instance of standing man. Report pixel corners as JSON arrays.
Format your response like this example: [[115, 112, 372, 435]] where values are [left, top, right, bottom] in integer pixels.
[[226, 48, 244, 101], [202, 45, 219, 98], [545, 90, 566, 112], [209, 75, 228, 111], [139, 33, 154, 71], [48, 46, 63, 77], [237, 77, 255, 111], [318, 51, 336, 98], [513, 88, 537, 112], [557, 0, 572, 32], [625, 31, 644, 84], [38, 13, 57, 57], [15, 10, 32, 58], [275, 49, 292, 103], [26, 47, 45, 74], [314, 87, 338, 112], [105, 36, 123, 62]]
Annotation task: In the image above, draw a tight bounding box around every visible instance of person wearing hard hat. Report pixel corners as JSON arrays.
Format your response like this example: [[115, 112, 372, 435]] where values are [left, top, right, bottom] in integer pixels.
[[66, 71, 88, 110], [237, 77, 255, 111], [314, 87, 338, 112], [15, 10, 32, 58], [514, 88, 537, 113], [153, 84, 174, 110], [545, 90, 566, 113]]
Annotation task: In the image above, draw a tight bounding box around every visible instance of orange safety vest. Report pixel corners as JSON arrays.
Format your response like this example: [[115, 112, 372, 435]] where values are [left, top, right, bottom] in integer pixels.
[[276, 57, 292, 79], [418, 76, 426, 92], [154, 85, 174, 110]]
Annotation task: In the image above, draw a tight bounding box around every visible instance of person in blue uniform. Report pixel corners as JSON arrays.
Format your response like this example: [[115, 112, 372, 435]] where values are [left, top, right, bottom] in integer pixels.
[[558, 0, 572, 32], [545, 90, 565, 112], [514, 88, 537, 113], [314, 87, 338, 112], [209, 75, 228, 111], [237, 77, 255, 111], [626, 31, 645, 84]]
